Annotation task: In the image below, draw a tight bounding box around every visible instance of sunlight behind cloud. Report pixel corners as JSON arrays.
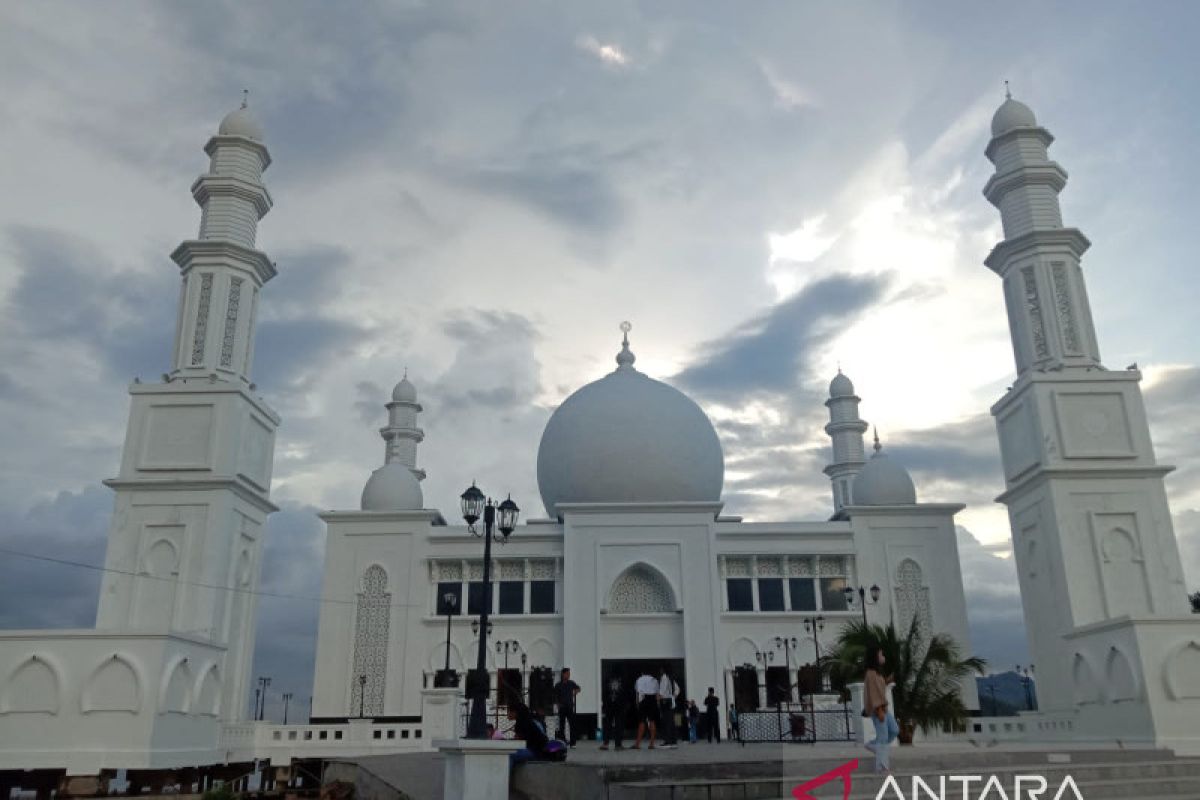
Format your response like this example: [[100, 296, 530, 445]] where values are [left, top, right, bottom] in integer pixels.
[[576, 35, 630, 67]]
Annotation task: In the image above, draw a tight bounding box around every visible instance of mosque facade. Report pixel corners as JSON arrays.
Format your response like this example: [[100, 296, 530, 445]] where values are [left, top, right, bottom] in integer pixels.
[[0, 88, 1198, 785]]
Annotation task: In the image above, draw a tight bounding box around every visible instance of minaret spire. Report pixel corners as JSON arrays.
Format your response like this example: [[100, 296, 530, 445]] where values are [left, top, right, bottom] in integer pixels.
[[168, 95, 275, 383], [382, 373, 426, 481], [983, 90, 1101, 375], [823, 369, 869, 516]]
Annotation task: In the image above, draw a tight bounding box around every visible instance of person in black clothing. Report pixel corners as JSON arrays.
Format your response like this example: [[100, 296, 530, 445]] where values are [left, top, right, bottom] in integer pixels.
[[553, 667, 581, 746], [598, 673, 625, 750], [703, 688, 721, 743], [508, 703, 549, 766]]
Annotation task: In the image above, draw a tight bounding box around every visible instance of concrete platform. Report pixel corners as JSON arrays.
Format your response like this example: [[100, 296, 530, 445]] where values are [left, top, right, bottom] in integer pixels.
[[322, 740, 1200, 800]]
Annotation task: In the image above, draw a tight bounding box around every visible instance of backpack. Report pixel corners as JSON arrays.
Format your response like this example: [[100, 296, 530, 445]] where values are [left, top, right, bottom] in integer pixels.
[[542, 740, 569, 762]]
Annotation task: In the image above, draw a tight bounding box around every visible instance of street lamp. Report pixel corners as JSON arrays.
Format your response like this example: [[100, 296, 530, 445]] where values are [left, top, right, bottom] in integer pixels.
[[802, 616, 825, 690], [436, 592, 459, 687], [773, 637, 798, 705], [282, 692, 293, 724], [358, 674, 367, 718], [495, 640, 522, 727], [461, 484, 519, 739], [1016, 664, 1035, 711], [256, 676, 272, 721], [842, 584, 881, 625]]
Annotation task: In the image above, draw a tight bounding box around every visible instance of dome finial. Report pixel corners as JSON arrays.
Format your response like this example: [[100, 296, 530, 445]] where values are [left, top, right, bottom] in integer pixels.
[[241, 88, 249, 109], [616, 321, 636, 369], [1004, 80, 1011, 100], [873, 426, 882, 453]]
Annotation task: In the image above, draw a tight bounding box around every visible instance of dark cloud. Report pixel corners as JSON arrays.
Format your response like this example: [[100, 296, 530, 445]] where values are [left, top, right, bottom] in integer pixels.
[[956, 526, 1029, 667], [3, 225, 176, 380], [431, 310, 543, 412], [676, 273, 889, 400]]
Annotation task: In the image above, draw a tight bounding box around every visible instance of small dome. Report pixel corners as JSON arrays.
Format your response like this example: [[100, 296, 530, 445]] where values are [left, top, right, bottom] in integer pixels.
[[829, 371, 855, 398], [991, 97, 1037, 137], [535, 328, 724, 517], [392, 376, 417, 403], [361, 463, 423, 511], [852, 444, 916, 506], [218, 103, 265, 141]]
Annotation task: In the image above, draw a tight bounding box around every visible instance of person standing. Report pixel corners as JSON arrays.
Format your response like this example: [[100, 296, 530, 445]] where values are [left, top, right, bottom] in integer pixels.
[[728, 704, 739, 742], [686, 699, 700, 743], [553, 667, 581, 746], [599, 673, 625, 751], [657, 668, 678, 747], [633, 668, 659, 749], [863, 643, 900, 773], [703, 688, 721, 743]]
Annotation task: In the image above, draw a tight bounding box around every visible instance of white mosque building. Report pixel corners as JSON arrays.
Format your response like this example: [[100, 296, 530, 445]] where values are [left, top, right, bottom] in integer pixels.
[[0, 88, 1198, 788]]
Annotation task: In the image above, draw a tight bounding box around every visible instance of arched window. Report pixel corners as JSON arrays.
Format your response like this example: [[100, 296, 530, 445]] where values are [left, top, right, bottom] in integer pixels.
[[607, 564, 675, 614], [349, 565, 391, 716]]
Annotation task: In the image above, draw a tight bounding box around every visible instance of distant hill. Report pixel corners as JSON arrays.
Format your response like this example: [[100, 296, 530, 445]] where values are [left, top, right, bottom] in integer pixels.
[[976, 671, 1037, 716]]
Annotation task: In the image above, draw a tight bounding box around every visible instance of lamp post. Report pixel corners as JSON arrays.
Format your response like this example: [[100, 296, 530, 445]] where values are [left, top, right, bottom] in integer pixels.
[[495, 639, 521, 728], [437, 591, 458, 687], [282, 692, 293, 724], [520, 653, 529, 704], [802, 616, 825, 691], [842, 584, 882, 625], [773, 637, 798, 706], [461, 484, 520, 739], [256, 676, 271, 721], [1016, 664, 1035, 711], [358, 674, 367, 718]]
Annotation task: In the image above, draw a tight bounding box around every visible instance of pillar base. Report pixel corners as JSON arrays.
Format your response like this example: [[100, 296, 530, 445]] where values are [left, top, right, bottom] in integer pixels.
[[433, 738, 523, 800]]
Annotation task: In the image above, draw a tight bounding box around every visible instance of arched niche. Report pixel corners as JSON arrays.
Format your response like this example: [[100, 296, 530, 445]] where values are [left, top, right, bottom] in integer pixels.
[[1071, 653, 1101, 706], [194, 663, 221, 717], [607, 563, 676, 614], [526, 638, 556, 669], [0, 654, 61, 714], [82, 654, 142, 714], [727, 637, 760, 668], [1105, 647, 1139, 703], [160, 657, 193, 714], [1163, 640, 1200, 701]]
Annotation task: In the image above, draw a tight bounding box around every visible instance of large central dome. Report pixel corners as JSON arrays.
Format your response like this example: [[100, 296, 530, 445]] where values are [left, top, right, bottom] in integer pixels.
[[536, 326, 724, 517]]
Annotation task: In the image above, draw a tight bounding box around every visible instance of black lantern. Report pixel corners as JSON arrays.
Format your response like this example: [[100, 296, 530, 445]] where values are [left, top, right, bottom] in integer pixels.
[[461, 483, 485, 527], [497, 495, 520, 536]]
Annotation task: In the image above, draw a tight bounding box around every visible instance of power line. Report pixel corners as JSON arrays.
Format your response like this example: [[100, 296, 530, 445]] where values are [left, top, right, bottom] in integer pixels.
[[0, 545, 433, 611]]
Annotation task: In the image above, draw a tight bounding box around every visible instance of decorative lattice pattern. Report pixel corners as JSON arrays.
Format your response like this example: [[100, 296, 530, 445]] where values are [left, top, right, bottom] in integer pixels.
[[191, 273, 213, 365], [788, 557, 814, 577], [436, 561, 463, 581], [1051, 262, 1080, 353], [608, 564, 675, 613], [818, 556, 846, 577], [219, 277, 242, 367], [894, 559, 933, 647], [499, 560, 524, 580], [468, 561, 484, 581], [723, 557, 751, 578], [350, 565, 391, 716], [756, 557, 782, 577], [1022, 266, 1049, 360], [530, 560, 555, 580]]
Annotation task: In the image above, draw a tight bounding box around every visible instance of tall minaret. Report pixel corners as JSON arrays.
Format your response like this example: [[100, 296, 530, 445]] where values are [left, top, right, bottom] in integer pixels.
[[823, 369, 869, 516], [382, 372, 426, 481], [95, 97, 280, 722], [169, 90, 275, 383], [984, 91, 1195, 747]]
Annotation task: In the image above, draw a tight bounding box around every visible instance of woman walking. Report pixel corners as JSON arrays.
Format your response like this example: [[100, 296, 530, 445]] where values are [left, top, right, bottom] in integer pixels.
[[863, 643, 900, 773]]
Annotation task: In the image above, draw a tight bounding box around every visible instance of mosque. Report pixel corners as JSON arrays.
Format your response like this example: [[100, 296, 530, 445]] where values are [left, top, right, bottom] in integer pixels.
[[0, 87, 1198, 789]]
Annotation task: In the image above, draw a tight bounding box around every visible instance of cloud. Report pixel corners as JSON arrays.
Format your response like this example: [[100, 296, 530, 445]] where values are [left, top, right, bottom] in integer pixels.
[[576, 35, 630, 68], [956, 526, 1029, 666], [676, 273, 889, 401]]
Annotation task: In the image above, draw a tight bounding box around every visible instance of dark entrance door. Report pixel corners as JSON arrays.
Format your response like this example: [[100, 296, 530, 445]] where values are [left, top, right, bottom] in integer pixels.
[[600, 658, 685, 736]]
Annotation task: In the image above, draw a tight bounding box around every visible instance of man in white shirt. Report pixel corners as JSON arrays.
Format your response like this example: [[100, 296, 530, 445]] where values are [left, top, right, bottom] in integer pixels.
[[657, 668, 679, 747], [633, 669, 660, 749]]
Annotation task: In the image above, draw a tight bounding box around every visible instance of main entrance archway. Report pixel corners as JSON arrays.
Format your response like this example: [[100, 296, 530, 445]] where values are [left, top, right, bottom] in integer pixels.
[[600, 658, 686, 737]]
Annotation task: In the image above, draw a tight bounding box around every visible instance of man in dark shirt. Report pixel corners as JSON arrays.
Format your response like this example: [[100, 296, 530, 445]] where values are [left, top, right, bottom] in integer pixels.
[[553, 667, 581, 746], [599, 674, 625, 750], [508, 703, 549, 766], [703, 688, 721, 743]]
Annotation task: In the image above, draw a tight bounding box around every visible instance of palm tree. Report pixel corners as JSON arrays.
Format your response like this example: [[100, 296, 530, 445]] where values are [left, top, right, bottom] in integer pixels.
[[823, 617, 985, 743]]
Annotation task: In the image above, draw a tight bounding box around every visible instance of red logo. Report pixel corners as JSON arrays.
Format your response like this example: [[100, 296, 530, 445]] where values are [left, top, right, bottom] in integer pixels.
[[791, 758, 859, 800]]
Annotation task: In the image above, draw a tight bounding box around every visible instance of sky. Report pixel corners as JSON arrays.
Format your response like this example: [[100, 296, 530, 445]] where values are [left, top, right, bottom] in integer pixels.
[[1, 1, 1198, 721]]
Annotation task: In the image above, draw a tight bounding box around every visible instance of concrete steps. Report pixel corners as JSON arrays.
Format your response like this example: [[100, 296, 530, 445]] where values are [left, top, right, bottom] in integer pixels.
[[594, 755, 1200, 800]]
